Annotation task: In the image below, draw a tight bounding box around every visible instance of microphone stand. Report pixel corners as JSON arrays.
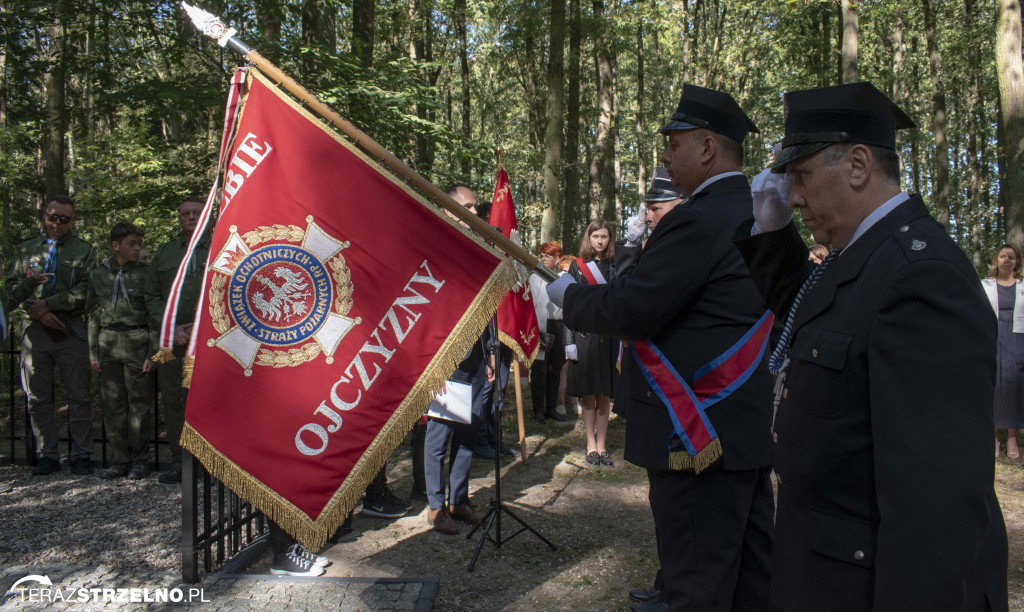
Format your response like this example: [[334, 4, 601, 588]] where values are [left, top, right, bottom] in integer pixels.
[[466, 313, 557, 571]]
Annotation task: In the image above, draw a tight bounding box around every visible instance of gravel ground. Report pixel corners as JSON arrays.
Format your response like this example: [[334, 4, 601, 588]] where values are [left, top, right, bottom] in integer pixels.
[[2, 408, 1024, 611]]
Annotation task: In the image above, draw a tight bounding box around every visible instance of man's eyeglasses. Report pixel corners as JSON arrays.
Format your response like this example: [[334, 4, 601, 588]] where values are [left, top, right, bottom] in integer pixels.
[[46, 214, 71, 224]]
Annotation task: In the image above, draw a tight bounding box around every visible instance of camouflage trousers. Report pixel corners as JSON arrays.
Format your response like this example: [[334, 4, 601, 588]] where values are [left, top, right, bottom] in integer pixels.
[[97, 327, 154, 465]]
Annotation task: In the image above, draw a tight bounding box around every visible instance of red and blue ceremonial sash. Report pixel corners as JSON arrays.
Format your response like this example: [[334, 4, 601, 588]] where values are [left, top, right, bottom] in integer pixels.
[[631, 310, 774, 473], [574, 257, 607, 285]]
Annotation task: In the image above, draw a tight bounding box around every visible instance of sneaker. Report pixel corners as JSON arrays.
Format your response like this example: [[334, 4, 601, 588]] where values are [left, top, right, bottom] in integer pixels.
[[270, 545, 324, 577], [70, 458, 93, 475], [361, 493, 408, 519], [31, 457, 60, 475], [158, 469, 182, 485], [98, 463, 131, 479], [381, 485, 411, 511], [127, 462, 149, 480], [293, 543, 330, 568]]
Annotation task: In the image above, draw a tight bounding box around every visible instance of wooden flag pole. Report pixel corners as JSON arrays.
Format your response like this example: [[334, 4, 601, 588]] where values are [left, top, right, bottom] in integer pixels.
[[181, 2, 557, 284], [512, 360, 528, 461]]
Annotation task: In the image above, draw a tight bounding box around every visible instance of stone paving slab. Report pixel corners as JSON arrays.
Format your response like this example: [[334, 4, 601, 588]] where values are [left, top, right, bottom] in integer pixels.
[[0, 565, 436, 611]]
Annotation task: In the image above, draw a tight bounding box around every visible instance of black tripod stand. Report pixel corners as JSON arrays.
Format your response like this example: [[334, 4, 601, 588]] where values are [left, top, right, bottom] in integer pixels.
[[466, 317, 557, 571]]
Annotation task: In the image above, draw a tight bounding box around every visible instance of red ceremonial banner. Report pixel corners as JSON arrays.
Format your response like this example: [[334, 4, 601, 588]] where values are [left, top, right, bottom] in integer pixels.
[[182, 70, 515, 549], [488, 167, 540, 365]]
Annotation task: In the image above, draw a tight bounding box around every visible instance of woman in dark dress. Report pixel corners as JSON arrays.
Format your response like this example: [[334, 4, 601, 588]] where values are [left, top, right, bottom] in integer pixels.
[[564, 219, 617, 466], [982, 244, 1024, 459]]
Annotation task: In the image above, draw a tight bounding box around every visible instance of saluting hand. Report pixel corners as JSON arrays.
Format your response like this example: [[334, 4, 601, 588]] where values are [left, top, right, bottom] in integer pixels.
[[625, 211, 646, 247], [751, 168, 793, 233]]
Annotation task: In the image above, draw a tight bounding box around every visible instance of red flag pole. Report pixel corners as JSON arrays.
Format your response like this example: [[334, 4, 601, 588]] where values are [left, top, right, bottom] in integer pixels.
[[181, 2, 557, 284]]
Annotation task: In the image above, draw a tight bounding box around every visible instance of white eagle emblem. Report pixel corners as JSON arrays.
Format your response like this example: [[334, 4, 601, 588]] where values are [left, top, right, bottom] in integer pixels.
[[252, 268, 312, 322], [509, 228, 531, 299]]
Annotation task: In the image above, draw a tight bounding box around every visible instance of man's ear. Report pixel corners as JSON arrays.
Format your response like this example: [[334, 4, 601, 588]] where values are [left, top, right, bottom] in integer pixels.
[[700, 134, 717, 165], [847, 144, 873, 188]]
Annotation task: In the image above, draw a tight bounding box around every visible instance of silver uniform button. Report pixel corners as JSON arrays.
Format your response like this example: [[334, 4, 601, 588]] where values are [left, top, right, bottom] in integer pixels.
[[811, 348, 819, 358], [854, 550, 865, 561], [899, 225, 909, 232], [772, 431, 779, 443]]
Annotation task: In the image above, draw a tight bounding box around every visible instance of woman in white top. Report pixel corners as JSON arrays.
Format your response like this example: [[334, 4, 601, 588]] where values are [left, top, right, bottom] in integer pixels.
[[528, 241, 569, 423], [982, 244, 1024, 459]]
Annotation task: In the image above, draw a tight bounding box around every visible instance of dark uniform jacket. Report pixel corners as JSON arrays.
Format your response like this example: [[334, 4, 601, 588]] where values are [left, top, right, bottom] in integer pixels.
[[734, 195, 1008, 611], [563, 174, 774, 471]]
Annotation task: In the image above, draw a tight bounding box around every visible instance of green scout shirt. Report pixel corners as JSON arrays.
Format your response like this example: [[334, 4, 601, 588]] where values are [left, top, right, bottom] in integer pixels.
[[5, 233, 97, 319], [86, 258, 153, 363], [145, 232, 210, 333]]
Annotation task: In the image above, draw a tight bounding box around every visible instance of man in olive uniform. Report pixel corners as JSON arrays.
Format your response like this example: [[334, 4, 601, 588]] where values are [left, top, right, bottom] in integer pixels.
[[87, 222, 156, 479], [145, 198, 208, 484], [6, 195, 97, 475]]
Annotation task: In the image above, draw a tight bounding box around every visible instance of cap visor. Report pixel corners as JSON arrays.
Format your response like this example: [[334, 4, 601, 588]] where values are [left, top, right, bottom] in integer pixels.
[[771, 142, 832, 173], [658, 120, 700, 135]]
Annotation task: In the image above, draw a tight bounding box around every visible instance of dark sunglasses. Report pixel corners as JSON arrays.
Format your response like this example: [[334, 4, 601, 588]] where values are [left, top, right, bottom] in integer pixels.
[[46, 214, 72, 224]]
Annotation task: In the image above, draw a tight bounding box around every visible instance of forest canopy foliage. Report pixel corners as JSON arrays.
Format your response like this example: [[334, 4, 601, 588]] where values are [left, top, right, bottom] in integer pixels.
[[0, 0, 1018, 268]]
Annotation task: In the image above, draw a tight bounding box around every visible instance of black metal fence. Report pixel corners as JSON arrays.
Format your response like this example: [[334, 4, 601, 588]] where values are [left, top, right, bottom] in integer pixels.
[[0, 329, 267, 584]]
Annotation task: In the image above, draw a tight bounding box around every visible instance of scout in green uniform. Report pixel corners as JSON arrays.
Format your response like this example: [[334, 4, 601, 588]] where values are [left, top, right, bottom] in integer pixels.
[[6, 195, 97, 476], [87, 222, 156, 479], [145, 198, 208, 484]]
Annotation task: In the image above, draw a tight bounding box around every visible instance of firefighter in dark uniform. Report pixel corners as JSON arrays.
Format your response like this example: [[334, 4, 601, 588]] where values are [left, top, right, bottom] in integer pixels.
[[549, 85, 775, 612], [734, 82, 1008, 611]]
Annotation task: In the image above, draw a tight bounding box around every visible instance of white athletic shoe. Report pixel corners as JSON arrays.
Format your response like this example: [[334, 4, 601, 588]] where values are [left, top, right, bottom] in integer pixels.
[[270, 545, 325, 577]]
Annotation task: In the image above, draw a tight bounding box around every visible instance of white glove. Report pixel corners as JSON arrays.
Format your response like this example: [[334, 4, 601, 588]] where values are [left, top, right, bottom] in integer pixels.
[[564, 344, 578, 361], [546, 273, 577, 308], [750, 168, 793, 233], [625, 211, 646, 246]]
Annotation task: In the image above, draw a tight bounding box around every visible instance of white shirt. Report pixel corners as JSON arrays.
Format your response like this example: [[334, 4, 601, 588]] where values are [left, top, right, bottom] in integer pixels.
[[690, 171, 745, 199], [842, 191, 911, 252]]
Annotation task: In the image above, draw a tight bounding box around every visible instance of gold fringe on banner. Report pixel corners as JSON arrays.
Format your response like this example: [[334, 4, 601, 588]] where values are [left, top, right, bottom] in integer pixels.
[[181, 258, 517, 551], [181, 355, 195, 389], [668, 438, 723, 475], [150, 348, 177, 364], [497, 330, 540, 369], [180, 70, 521, 551]]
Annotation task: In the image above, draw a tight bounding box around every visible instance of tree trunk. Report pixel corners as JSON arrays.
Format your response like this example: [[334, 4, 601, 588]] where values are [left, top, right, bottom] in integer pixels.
[[635, 2, 648, 203], [562, 0, 582, 249], [455, 0, 471, 178], [351, 0, 376, 134], [840, 0, 858, 83], [542, 0, 566, 242], [43, 3, 67, 199], [257, 0, 283, 61], [997, 0, 1024, 247], [589, 0, 614, 221], [922, 0, 949, 227]]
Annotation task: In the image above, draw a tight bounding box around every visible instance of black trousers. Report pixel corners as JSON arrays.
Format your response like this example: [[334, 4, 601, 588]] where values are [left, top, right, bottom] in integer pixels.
[[531, 319, 565, 416], [647, 466, 776, 612]]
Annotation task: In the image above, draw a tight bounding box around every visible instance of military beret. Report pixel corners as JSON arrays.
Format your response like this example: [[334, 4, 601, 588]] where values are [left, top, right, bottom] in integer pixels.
[[772, 81, 916, 173], [658, 84, 759, 144]]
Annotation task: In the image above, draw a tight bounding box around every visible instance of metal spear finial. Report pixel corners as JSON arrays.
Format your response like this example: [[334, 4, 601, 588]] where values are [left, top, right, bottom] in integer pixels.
[[181, 1, 237, 47]]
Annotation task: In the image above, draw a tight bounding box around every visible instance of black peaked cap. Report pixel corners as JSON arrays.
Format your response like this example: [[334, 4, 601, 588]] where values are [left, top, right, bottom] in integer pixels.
[[658, 84, 759, 144], [772, 81, 916, 173], [644, 167, 685, 202]]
